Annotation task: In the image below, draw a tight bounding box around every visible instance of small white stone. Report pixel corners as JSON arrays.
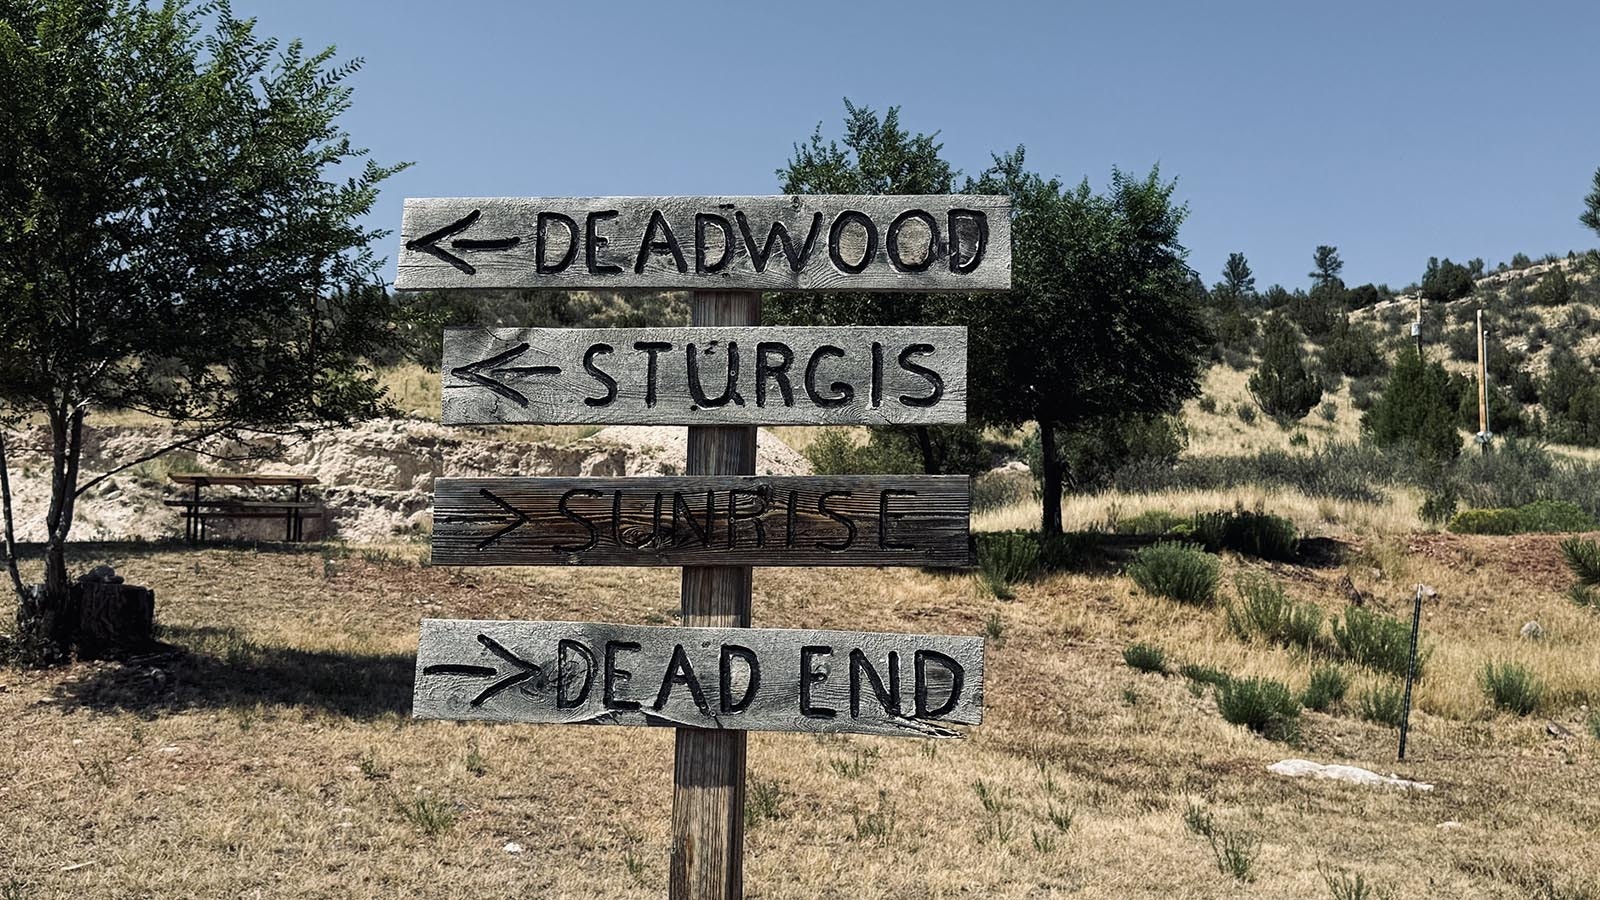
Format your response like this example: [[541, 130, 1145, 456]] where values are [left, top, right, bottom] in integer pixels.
[[503, 842, 525, 855], [1437, 821, 1463, 831]]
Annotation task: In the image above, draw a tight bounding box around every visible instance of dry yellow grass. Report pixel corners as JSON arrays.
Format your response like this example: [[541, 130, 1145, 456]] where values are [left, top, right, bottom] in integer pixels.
[[2, 538, 1598, 898]]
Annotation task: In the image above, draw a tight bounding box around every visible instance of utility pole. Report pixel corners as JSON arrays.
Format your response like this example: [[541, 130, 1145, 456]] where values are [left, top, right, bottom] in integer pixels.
[[1476, 308, 1491, 453]]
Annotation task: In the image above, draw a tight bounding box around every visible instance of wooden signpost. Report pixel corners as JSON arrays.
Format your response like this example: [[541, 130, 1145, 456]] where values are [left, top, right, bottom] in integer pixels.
[[403, 194, 1010, 900]]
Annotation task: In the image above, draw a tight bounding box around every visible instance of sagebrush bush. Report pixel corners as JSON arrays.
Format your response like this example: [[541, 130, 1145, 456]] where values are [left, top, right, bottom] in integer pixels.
[[1448, 500, 1598, 535], [1178, 663, 1231, 688], [1480, 662, 1543, 716], [1301, 665, 1350, 711], [977, 532, 1040, 587], [1115, 508, 1188, 536], [1216, 676, 1300, 741], [1333, 607, 1420, 679], [1358, 682, 1406, 727], [1192, 507, 1299, 561], [1127, 543, 1220, 605], [1123, 643, 1166, 674], [1560, 536, 1600, 587]]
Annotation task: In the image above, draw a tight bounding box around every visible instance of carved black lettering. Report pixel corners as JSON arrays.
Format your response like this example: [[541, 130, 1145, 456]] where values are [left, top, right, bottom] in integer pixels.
[[652, 644, 710, 714], [554, 488, 601, 553], [633, 209, 687, 274], [556, 639, 596, 709], [878, 488, 917, 551], [735, 211, 823, 273], [536, 211, 579, 274], [687, 341, 743, 408], [914, 649, 964, 718], [633, 341, 672, 408], [585, 210, 623, 275], [886, 209, 940, 273], [947, 209, 988, 274], [828, 210, 879, 274], [870, 341, 884, 408], [897, 343, 944, 408], [582, 343, 619, 407], [755, 342, 795, 408], [800, 645, 836, 719], [671, 490, 716, 548], [726, 486, 769, 548], [804, 345, 852, 409], [603, 640, 643, 711], [816, 491, 857, 551], [719, 644, 760, 713], [695, 212, 734, 274], [849, 649, 901, 717]]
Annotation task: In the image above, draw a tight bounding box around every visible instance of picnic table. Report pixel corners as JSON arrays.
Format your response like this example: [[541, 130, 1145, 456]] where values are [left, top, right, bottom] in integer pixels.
[[166, 473, 322, 542]]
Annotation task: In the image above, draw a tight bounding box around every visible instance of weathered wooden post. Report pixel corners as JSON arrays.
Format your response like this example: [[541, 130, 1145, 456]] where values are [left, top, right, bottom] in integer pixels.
[[399, 196, 1010, 899], [674, 288, 759, 897]]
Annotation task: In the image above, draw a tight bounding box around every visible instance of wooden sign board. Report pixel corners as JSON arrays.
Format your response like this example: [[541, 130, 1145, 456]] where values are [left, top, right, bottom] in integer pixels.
[[431, 475, 971, 568], [441, 326, 967, 426], [397, 195, 1011, 292], [413, 619, 984, 739]]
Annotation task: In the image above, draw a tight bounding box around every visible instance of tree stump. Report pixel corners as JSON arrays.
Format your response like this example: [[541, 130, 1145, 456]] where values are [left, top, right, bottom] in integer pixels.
[[73, 566, 156, 660]]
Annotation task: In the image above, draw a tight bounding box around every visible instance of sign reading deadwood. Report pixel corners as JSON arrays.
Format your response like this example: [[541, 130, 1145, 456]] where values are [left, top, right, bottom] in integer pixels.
[[398, 196, 1010, 292], [404, 192, 1009, 900]]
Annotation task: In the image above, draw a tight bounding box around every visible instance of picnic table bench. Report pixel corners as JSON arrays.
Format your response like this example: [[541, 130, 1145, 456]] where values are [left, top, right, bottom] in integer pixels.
[[167, 473, 322, 542]]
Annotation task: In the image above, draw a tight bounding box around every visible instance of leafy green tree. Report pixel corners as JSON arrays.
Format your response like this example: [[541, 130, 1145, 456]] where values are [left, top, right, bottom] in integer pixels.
[[966, 150, 1208, 533], [766, 100, 982, 474], [1420, 257, 1475, 302], [1363, 351, 1461, 461], [1022, 413, 1185, 494], [0, 0, 405, 656], [1248, 315, 1323, 420]]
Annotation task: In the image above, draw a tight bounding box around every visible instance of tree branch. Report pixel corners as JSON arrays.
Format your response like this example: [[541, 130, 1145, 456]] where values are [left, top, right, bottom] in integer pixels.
[[72, 426, 228, 499]]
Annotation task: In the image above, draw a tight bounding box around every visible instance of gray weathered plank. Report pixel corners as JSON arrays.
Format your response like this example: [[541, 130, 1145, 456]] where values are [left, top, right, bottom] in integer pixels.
[[413, 619, 984, 739], [441, 326, 967, 426], [396, 196, 1010, 292], [430, 475, 972, 568]]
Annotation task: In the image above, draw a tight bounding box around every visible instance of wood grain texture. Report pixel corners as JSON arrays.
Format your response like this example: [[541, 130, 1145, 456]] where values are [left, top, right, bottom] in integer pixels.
[[440, 326, 967, 426], [429, 475, 973, 568], [396, 196, 1011, 292], [412, 619, 985, 739], [673, 288, 757, 900]]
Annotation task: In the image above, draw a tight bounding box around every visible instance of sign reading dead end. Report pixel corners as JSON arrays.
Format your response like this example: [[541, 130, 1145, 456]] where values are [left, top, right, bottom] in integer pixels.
[[398, 195, 1011, 292], [414, 620, 983, 739]]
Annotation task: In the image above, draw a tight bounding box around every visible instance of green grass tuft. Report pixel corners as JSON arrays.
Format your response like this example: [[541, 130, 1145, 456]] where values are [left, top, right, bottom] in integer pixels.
[[1127, 542, 1220, 605], [1123, 643, 1167, 674], [1479, 662, 1543, 716]]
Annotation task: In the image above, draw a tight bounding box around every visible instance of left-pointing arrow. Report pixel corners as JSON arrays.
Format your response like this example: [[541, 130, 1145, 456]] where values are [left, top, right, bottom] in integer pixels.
[[449, 342, 561, 407], [405, 209, 521, 276], [422, 634, 541, 706]]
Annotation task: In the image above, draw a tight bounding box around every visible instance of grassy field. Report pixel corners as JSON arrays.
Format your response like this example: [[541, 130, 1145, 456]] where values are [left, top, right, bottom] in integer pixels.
[[3, 532, 1598, 899]]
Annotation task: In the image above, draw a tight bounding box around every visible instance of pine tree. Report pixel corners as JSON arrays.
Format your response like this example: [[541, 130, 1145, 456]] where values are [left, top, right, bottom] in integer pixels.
[[1363, 350, 1462, 462], [1248, 315, 1323, 421]]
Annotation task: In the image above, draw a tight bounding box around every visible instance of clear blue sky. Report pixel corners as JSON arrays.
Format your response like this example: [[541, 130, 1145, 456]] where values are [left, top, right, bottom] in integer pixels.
[[245, 0, 1599, 292]]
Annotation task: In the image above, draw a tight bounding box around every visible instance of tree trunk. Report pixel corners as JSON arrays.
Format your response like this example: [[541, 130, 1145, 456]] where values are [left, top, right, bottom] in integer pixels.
[[1039, 419, 1064, 535], [25, 404, 85, 657]]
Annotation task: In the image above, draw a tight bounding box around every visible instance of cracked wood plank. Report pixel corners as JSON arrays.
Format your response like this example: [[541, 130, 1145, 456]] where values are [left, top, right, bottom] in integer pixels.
[[413, 619, 983, 739], [397, 196, 1010, 292], [440, 326, 967, 426], [429, 475, 972, 568]]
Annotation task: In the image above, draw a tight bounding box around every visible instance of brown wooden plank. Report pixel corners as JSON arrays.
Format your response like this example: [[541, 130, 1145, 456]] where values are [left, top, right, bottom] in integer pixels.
[[429, 475, 972, 568], [440, 326, 967, 426], [396, 196, 1010, 292], [412, 619, 984, 739]]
